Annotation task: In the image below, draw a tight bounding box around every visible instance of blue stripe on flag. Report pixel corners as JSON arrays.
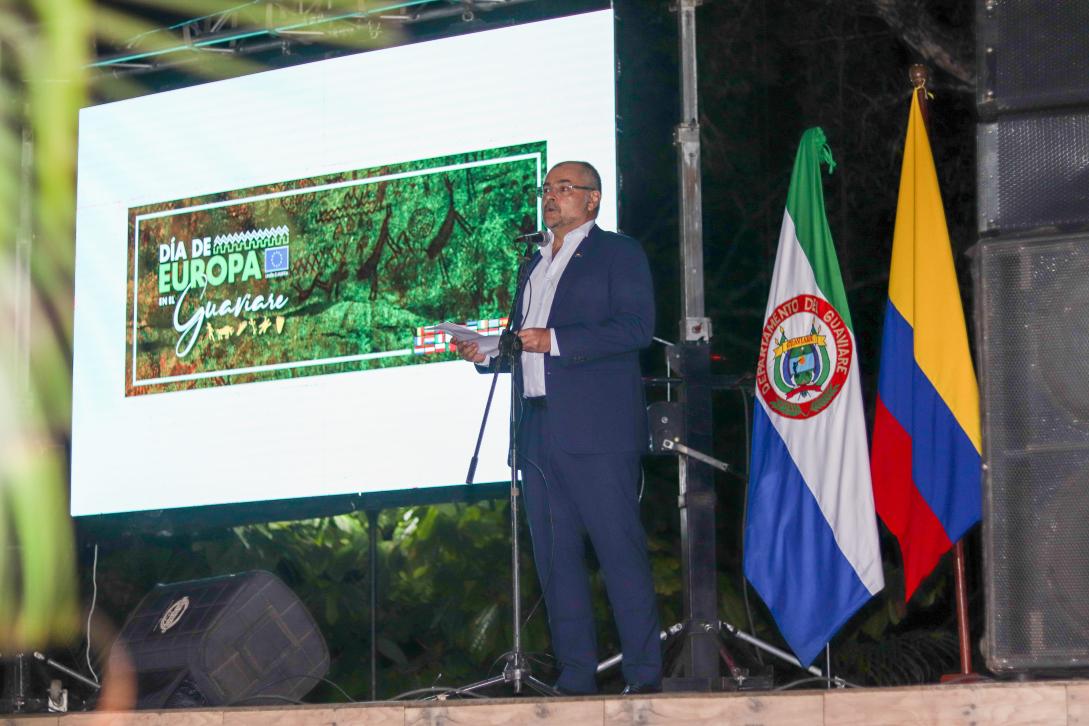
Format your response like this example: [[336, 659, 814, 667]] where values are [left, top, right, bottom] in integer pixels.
[[744, 404, 875, 665], [875, 301, 981, 544], [875, 300, 914, 429]]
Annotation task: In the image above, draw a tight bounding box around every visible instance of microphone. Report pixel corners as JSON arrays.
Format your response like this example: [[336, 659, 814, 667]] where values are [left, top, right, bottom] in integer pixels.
[[513, 230, 546, 246], [498, 329, 523, 357]]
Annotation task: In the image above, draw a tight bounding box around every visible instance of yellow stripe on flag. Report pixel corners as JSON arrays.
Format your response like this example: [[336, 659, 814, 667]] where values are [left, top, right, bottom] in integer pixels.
[[887, 93, 981, 454]]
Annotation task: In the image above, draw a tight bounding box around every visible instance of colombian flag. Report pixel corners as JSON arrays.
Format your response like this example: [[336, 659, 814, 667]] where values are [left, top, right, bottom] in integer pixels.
[[871, 93, 982, 602]]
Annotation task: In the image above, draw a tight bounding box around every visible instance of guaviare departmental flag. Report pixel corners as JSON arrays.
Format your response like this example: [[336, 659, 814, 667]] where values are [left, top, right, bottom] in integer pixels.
[[744, 128, 885, 665], [870, 92, 981, 602]]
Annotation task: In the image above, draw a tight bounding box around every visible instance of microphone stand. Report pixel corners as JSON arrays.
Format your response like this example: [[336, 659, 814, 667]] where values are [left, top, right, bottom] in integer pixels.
[[452, 237, 558, 698]]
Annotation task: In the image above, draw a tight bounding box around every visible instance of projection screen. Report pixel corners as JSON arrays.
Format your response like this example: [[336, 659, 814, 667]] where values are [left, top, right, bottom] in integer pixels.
[[71, 9, 618, 518]]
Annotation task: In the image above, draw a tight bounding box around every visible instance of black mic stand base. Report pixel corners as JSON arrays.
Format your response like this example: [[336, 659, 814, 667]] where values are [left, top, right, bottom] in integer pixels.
[[442, 649, 559, 699]]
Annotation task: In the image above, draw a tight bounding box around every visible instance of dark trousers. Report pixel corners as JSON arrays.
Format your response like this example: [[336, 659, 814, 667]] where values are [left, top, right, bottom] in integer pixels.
[[519, 403, 662, 694]]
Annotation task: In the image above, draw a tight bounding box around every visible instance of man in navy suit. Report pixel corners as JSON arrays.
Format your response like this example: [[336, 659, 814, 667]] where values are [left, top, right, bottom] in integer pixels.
[[458, 161, 661, 695]]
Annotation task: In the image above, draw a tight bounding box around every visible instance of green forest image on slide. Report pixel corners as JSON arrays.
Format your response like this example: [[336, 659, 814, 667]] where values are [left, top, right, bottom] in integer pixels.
[[125, 142, 546, 396]]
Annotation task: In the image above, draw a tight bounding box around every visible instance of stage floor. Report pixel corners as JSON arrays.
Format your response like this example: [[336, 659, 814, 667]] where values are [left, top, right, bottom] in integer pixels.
[[5, 678, 1086, 725]]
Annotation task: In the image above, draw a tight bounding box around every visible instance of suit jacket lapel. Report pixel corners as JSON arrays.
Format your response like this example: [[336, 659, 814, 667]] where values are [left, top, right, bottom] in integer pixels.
[[548, 224, 597, 323]]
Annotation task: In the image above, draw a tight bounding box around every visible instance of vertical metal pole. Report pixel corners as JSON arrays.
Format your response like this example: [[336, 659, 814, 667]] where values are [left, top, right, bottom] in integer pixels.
[[671, 0, 719, 688], [2, 654, 30, 712], [508, 363, 524, 693], [671, 344, 718, 687], [676, 0, 707, 337], [509, 474, 523, 692], [367, 509, 378, 701], [952, 540, 972, 675]]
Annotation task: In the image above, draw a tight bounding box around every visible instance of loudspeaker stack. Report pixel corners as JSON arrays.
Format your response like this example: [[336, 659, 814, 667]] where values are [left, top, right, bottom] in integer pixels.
[[975, 0, 1089, 674]]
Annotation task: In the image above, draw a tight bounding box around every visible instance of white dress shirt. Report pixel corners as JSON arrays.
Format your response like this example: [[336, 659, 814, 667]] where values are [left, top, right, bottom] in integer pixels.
[[518, 219, 595, 397]]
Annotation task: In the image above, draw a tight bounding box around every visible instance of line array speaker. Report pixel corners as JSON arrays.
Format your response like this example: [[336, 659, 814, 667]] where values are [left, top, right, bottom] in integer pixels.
[[976, 0, 1089, 674], [977, 110, 1089, 236], [976, 0, 1089, 114], [976, 0, 1089, 237]]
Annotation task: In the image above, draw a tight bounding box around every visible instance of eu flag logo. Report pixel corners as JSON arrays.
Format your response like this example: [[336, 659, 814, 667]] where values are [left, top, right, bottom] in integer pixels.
[[264, 246, 290, 276]]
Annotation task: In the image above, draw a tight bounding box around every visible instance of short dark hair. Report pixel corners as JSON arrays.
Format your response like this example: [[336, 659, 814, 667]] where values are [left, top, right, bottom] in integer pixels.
[[557, 160, 602, 218], [568, 161, 602, 191]]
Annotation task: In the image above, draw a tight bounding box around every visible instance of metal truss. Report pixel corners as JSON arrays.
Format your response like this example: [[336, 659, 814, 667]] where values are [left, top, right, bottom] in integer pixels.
[[92, 0, 543, 74]]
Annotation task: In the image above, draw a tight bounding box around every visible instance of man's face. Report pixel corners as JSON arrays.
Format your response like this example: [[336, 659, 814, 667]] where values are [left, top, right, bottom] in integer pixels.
[[541, 163, 601, 237]]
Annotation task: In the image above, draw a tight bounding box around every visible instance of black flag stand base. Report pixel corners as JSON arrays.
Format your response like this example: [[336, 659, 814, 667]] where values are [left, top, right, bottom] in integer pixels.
[[595, 620, 842, 692]]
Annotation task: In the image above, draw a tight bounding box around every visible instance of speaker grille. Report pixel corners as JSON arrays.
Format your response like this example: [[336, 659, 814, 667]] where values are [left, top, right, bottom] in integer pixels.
[[978, 111, 1089, 235], [113, 570, 329, 708], [978, 234, 1089, 672], [978, 0, 1089, 113]]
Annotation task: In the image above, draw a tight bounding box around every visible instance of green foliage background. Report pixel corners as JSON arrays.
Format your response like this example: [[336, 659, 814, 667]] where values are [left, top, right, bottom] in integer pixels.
[[84, 503, 685, 698]]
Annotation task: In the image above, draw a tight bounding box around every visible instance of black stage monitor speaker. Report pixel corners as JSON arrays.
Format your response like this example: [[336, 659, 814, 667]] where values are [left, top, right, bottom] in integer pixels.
[[976, 233, 1089, 673], [111, 570, 329, 709]]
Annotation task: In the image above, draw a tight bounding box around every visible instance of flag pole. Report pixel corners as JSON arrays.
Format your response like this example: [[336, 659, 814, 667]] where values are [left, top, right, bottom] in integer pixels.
[[909, 63, 976, 681]]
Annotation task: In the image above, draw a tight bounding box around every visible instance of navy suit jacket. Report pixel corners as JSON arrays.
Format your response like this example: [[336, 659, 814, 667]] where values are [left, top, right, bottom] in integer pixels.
[[482, 224, 654, 454]]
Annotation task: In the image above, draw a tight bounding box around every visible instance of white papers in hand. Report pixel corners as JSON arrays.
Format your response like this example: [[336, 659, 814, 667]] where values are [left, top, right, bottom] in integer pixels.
[[435, 322, 502, 357]]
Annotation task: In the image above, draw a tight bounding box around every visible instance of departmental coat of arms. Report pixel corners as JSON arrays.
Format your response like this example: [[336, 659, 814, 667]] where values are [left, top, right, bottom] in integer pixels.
[[757, 294, 852, 420]]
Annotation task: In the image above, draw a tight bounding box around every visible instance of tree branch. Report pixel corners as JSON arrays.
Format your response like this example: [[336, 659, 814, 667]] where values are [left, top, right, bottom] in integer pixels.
[[868, 0, 974, 88]]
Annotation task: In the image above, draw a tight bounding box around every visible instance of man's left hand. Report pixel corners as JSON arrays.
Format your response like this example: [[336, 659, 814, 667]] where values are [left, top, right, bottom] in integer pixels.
[[517, 328, 551, 353]]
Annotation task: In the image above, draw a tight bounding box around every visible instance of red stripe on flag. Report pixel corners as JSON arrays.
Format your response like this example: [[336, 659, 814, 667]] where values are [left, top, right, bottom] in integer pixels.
[[871, 395, 953, 602]]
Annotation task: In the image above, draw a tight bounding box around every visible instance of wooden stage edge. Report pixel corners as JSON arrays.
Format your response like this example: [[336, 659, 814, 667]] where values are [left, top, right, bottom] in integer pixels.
[[5, 679, 1089, 726]]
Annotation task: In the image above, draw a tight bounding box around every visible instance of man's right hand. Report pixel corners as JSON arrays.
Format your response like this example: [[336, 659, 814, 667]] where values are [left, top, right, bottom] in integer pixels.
[[457, 340, 486, 364]]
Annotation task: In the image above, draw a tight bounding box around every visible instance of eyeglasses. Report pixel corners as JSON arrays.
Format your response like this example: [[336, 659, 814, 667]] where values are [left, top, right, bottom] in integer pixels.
[[535, 183, 598, 197]]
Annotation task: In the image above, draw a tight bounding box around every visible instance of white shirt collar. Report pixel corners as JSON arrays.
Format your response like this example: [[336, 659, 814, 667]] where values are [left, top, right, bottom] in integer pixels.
[[542, 218, 596, 259]]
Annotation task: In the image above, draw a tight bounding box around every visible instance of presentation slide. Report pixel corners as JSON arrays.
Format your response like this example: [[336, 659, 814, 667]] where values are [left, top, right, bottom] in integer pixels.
[[71, 10, 618, 517]]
